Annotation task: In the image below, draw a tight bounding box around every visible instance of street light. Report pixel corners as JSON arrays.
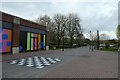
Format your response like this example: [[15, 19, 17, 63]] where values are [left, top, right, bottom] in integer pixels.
[[62, 28, 65, 51]]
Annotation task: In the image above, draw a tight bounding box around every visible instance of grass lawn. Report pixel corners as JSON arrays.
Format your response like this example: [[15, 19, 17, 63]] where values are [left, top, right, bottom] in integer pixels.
[[100, 48, 118, 52]]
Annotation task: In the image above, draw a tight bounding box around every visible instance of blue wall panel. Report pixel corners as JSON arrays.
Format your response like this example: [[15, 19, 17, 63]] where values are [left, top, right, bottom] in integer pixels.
[[2, 34, 8, 40], [6, 42, 11, 46]]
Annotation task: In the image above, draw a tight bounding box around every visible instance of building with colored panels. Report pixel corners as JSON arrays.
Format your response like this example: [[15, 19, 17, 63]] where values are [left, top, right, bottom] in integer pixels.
[[0, 12, 49, 54]]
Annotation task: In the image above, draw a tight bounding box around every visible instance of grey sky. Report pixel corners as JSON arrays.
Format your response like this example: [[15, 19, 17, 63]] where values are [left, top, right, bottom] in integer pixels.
[[1, 0, 119, 39]]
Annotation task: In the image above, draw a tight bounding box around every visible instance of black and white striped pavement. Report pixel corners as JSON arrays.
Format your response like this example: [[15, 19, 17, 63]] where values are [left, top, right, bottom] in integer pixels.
[[9, 56, 61, 69]]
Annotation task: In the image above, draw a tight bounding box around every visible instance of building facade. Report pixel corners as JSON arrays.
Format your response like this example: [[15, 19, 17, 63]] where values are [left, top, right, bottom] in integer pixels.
[[0, 12, 49, 54]]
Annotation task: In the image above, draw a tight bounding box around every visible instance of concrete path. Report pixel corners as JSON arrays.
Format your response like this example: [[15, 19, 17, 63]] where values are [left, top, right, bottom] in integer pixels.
[[2, 47, 118, 78]]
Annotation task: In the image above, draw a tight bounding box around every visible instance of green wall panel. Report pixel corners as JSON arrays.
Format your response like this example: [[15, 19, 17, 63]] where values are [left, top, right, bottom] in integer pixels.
[[43, 35, 46, 46], [27, 32, 30, 50]]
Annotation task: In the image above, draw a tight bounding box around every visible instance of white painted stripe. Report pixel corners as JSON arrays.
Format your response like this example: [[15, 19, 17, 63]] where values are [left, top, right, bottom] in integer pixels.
[[26, 57, 34, 67], [54, 58, 61, 62], [47, 58, 56, 63], [26, 65, 34, 67], [9, 56, 62, 69], [36, 65, 44, 69], [34, 56, 43, 66], [40, 57, 51, 65], [17, 59, 26, 65], [10, 60, 17, 64]]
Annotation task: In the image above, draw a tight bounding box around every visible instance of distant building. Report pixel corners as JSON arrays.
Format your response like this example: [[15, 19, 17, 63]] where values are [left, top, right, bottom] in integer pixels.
[[0, 12, 49, 54]]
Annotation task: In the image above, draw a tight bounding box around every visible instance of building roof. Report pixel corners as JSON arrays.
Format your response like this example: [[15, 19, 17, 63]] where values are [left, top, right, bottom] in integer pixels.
[[1, 11, 46, 31]]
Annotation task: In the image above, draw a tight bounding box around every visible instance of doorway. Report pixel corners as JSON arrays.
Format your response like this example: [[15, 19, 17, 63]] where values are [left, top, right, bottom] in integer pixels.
[[31, 37, 38, 51]]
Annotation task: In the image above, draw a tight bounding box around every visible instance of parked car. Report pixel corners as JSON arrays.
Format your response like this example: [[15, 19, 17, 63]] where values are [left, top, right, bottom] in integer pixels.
[[99, 44, 106, 49], [109, 44, 114, 47]]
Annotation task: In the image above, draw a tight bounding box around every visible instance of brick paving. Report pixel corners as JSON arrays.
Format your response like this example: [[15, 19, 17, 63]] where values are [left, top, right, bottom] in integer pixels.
[[2, 47, 118, 78]]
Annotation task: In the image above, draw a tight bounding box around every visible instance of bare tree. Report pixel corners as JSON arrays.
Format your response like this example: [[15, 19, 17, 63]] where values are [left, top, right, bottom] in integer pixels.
[[35, 14, 57, 44], [53, 14, 68, 48], [35, 14, 51, 30], [100, 33, 109, 40], [116, 25, 120, 40], [100, 33, 110, 48], [66, 13, 82, 47], [116, 25, 120, 48], [35, 13, 83, 49]]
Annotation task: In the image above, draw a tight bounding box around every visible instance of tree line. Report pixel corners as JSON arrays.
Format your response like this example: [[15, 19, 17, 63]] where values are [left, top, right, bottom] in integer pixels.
[[35, 13, 84, 48]]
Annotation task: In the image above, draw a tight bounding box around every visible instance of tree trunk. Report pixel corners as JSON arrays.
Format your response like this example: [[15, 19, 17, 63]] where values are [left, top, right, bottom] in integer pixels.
[[57, 32, 60, 48], [70, 36, 73, 48], [57, 24, 60, 48]]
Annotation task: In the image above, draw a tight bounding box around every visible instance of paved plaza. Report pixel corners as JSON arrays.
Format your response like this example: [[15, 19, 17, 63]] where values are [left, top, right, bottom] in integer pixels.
[[1, 47, 118, 78]]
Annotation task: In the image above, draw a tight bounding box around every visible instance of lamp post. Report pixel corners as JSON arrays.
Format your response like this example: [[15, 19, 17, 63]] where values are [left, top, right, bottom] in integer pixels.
[[62, 36, 64, 51], [92, 33, 93, 51], [90, 30, 93, 51], [89, 31, 92, 49], [62, 29, 65, 51], [97, 30, 99, 50]]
